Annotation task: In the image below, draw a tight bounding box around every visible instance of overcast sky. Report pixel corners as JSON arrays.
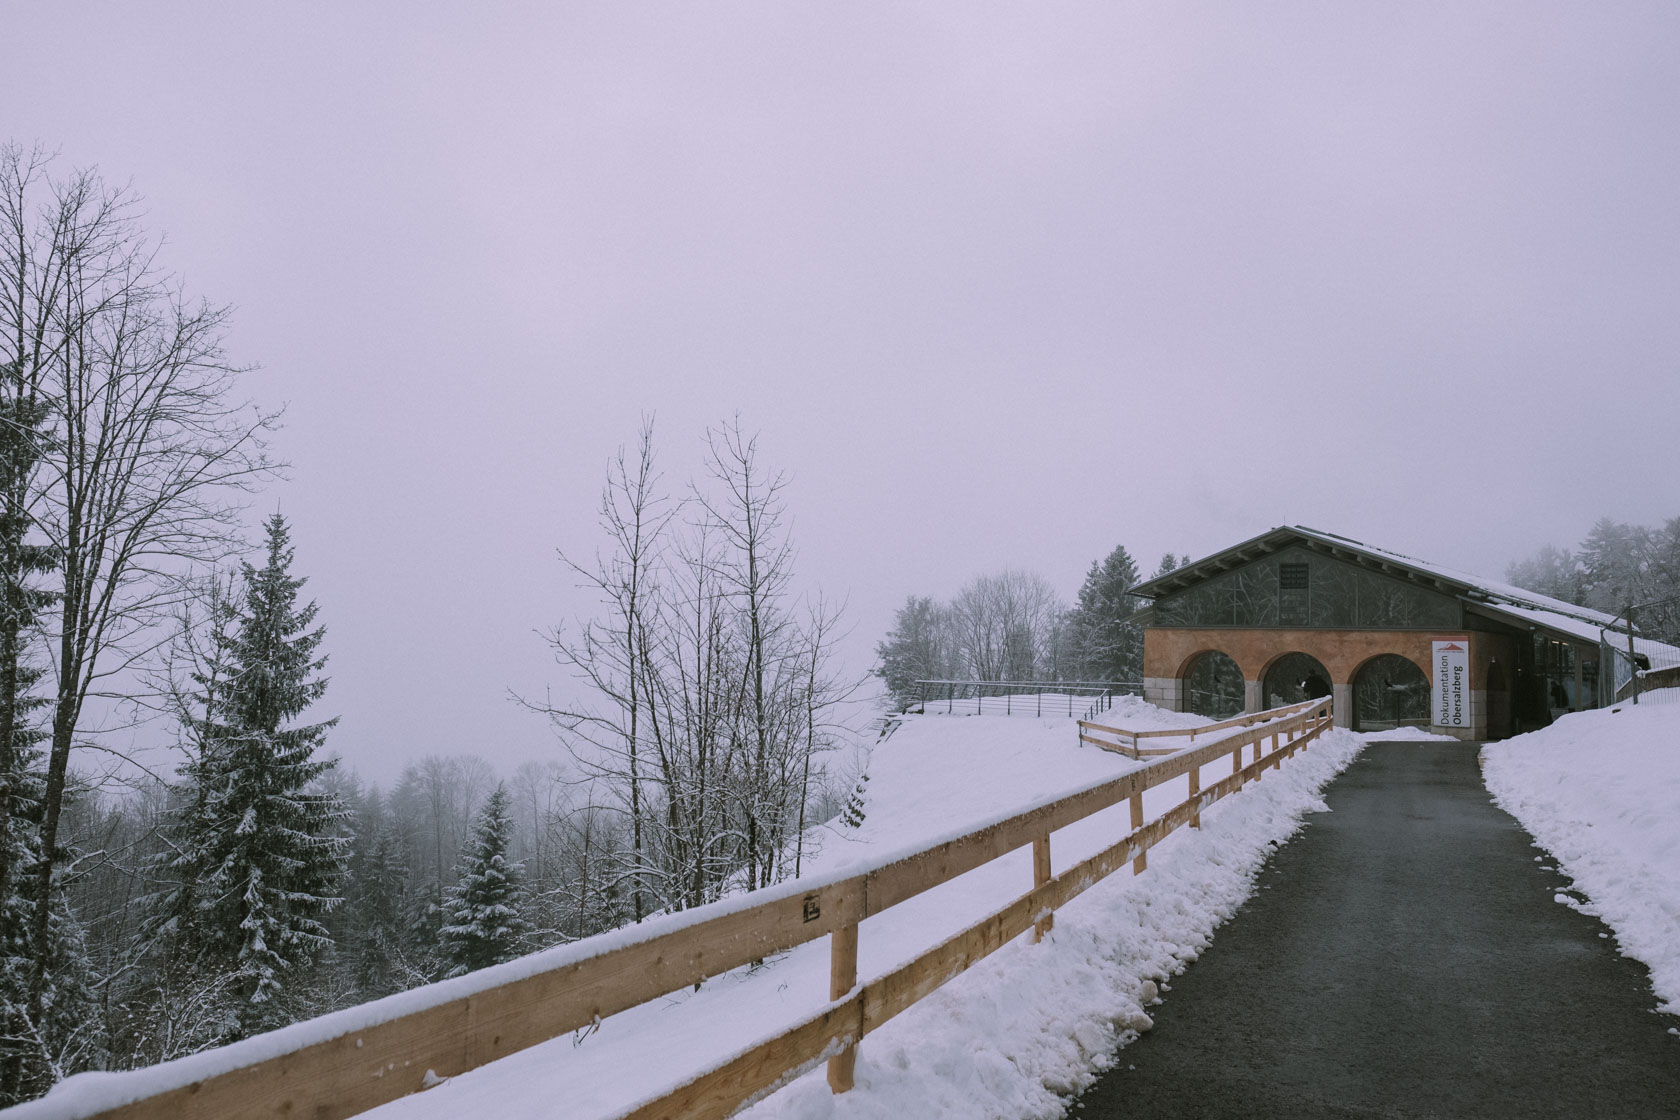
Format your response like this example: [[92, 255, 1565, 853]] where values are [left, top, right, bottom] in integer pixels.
[[6, 3, 1679, 783]]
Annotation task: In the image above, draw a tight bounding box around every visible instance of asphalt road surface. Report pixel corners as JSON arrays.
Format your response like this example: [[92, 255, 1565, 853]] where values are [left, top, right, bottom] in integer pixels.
[[1073, 741, 1680, 1119]]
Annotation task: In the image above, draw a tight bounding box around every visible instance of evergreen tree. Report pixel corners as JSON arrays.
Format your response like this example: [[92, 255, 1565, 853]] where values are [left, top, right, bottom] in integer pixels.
[[0, 365, 95, 1101], [1578, 518, 1652, 612], [157, 515, 348, 1036], [1065, 545, 1144, 682], [144, 577, 241, 965], [874, 596, 951, 709], [1504, 544, 1586, 605], [1150, 552, 1190, 580], [439, 786, 527, 978], [344, 803, 413, 999]]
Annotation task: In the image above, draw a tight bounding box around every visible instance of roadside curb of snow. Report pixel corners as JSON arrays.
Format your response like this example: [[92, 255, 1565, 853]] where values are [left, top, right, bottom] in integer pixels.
[[1481, 708, 1680, 1016], [740, 728, 1366, 1120]]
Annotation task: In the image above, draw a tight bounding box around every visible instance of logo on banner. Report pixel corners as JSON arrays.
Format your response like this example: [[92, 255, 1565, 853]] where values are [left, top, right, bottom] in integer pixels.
[[1432, 638, 1470, 728]]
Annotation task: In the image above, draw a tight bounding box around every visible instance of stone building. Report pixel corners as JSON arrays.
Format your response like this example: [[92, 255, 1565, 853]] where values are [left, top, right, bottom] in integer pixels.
[[1128, 526, 1671, 740]]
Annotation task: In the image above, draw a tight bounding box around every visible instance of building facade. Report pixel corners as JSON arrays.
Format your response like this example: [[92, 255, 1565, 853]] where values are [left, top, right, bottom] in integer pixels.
[[1129, 526, 1659, 740]]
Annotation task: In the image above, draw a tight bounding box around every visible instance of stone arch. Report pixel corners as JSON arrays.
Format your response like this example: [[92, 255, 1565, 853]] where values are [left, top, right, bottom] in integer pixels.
[[1182, 649, 1245, 718], [1351, 652, 1430, 731], [1259, 651, 1333, 709]]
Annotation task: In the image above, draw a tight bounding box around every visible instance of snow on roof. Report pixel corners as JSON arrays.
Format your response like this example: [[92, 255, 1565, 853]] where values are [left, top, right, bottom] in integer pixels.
[[1476, 599, 1679, 662], [1135, 524, 1680, 661], [1287, 526, 1619, 627]]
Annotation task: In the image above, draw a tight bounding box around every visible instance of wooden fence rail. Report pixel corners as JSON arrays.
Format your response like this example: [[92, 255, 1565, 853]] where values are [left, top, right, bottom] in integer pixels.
[[1079, 697, 1319, 758], [56, 699, 1333, 1120]]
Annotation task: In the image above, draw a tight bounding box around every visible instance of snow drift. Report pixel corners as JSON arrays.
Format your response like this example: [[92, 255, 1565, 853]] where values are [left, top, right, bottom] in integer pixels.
[[1482, 700, 1680, 1014]]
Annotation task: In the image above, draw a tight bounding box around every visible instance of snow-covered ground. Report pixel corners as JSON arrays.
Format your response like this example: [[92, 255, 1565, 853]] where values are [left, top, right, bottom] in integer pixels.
[[1482, 700, 1680, 1015], [353, 697, 1361, 1120], [1358, 727, 1459, 742], [23, 697, 1361, 1120]]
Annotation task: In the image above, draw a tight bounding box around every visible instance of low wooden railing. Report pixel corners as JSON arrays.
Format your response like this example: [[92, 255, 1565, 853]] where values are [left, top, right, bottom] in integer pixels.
[[1079, 697, 1321, 759], [58, 698, 1333, 1120]]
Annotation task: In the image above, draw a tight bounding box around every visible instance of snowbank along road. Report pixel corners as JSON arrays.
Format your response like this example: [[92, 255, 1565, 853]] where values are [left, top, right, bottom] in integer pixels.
[[1074, 738, 1680, 1120]]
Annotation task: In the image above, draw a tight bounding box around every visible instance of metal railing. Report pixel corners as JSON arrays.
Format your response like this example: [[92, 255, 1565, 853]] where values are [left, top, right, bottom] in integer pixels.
[[1601, 595, 1680, 706], [907, 680, 1143, 719]]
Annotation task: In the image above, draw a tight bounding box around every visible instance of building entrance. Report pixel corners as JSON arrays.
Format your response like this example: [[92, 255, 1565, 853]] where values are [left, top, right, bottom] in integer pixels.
[[1263, 652, 1332, 708], [1352, 654, 1429, 731]]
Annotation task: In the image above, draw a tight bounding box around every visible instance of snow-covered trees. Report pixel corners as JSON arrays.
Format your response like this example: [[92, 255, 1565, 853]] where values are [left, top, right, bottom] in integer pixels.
[[874, 543, 1166, 711], [439, 786, 527, 977], [875, 571, 1069, 706], [1505, 544, 1583, 605], [1, 144, 273, 1074], [535, 418, 854, 919], [341, 796, 415, 1000], [949, 570, 1066, 681], [1507, 517, 1680, 613], [152, 515, 347, 1036], [0, 357, 82, 1102], [874, 596, 954, 709], [1063, 545, 1144, 684]]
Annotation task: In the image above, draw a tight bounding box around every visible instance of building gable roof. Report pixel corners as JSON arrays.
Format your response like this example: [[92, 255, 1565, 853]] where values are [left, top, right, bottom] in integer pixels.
[[1130, 525, 1675, 659]]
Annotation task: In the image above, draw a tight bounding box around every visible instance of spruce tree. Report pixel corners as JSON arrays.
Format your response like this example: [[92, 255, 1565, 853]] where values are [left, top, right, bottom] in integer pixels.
[[166, 515, 348, 1035], [1066, 545, 1145, 683], [439, 786, 527, 978], [346, 812, 412, 999], [0, 365, 95, 1100]]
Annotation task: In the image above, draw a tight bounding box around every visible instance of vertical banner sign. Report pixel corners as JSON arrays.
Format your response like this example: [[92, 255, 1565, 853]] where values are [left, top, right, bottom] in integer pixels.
[[1432, 638, 1471, 729]]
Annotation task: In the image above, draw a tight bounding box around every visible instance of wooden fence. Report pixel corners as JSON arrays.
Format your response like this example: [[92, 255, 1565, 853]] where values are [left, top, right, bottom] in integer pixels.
[[1079, 697, 1321, 758], [67, 698, 1333, 1120]]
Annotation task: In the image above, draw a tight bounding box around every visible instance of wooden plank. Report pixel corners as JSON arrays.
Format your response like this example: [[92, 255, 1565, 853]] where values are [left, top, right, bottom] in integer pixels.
[[1080, 733, 1141, 759], [827, 925, 859, 1091], [861, 883, 1045, 1035], [1130, 792, 1146, 874], [1080, 697, 1313, 744], [617, 997, 861, 1120], [1032, 835, 1053, 942], [91, 878, 871, 1120], [1186, 698, 1315, 740]]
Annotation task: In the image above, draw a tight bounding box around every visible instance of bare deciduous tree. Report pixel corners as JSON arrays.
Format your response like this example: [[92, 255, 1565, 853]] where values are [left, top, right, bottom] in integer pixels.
[[950, 569, 1065, 681], [530, 418, 851, 921], [0, 145, 277, 1048]]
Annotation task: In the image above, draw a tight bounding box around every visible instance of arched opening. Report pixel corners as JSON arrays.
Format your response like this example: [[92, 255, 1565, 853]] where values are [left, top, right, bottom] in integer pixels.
[[1262, 652, 1332, 709], [1184, 650, 1244, 718], [1352, 654, 1429, 732]]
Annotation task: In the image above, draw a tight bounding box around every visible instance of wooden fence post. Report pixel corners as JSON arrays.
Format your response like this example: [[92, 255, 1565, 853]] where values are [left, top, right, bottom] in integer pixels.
[[828, 924, 859, 1092], [1188, 767, 1201, 829], [1033, 835, 1053, 941], [1130, 792, 1146, 874]]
